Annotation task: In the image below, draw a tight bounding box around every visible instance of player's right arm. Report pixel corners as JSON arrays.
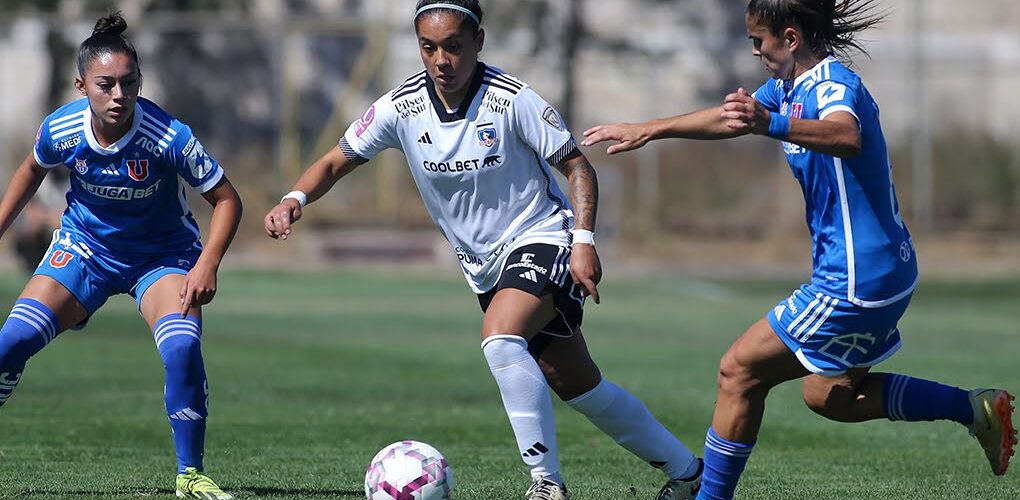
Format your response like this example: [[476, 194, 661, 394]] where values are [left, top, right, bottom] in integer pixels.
[[0, 154, 50, 239], [582, 80, 783, 155], [266, 95, 400, 240], [581, 106, 745, 155], [264, 146, 360, 240]]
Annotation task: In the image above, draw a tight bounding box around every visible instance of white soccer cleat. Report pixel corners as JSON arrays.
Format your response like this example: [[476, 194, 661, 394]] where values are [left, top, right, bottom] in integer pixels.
[[525, 477, 569, 500]]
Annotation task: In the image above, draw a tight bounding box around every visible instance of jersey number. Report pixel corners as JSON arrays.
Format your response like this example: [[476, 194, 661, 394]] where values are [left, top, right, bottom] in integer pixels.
[[127, 160, 149, 181]]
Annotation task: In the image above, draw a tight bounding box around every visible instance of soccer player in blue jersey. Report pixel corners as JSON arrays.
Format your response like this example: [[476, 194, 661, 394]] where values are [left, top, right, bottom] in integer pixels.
[[0, 13, 240, 500], [583, 1, 1016, 498]]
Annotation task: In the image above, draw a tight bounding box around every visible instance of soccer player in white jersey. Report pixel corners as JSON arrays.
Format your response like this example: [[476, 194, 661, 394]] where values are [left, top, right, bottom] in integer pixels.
[[583, 1, 1016, 498], [264, 1, 704, 499], [0, 13, 240, 500]]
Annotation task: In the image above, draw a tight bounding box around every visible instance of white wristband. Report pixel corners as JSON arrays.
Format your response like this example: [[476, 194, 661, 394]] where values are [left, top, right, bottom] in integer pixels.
[[572, 229, 595, 246], [282, 190, 307, 208]]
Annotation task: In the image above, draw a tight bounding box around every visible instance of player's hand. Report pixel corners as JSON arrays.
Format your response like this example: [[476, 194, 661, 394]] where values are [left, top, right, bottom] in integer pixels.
[[264, 199, 303, 240], [581, 123, 651, 155], [569, 243, 602, 304], [180, 262, 217, 317], [721, 88, 770, 135]]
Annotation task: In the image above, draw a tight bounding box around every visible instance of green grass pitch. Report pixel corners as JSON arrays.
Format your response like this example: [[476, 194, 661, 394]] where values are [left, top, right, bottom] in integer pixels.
[[0, 269, 1017, 499]]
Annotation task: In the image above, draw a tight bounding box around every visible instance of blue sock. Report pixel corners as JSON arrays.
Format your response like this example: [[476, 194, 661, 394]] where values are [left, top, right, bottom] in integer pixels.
[[154, 314, 208, 473], [883, 374, 972, 425], [695, 427, 755, 500], [0, 299, 60, 407]]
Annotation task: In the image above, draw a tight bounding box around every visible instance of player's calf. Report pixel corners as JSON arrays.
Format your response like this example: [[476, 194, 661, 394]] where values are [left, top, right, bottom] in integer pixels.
[[801, 371, 886, 423], [0, 299, 60, 407], [154, 314, 209, 473]]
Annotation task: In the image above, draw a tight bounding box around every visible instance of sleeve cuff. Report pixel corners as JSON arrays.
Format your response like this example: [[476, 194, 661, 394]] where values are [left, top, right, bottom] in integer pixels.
[[339, 137, 370, 166], [33, 150, 63, 169], [546, 137, 579, 165], [819, 105, 859, 124], [197, 167, 225, 193]]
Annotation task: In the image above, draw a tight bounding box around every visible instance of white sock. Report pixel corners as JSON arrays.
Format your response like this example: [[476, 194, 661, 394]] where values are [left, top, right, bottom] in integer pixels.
[[482, 335, 561, 483], [567, 379, 698, 480]]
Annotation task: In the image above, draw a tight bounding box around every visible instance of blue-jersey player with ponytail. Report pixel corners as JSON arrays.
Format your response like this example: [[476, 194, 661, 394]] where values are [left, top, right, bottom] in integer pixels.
[[0, 12, 241, 500], [584, 1, 1016, 498]]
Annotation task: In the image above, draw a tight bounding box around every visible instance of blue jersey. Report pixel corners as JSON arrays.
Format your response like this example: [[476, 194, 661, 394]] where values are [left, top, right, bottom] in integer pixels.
[[754, 57, 917, 307], [33, 98, 224, 256]]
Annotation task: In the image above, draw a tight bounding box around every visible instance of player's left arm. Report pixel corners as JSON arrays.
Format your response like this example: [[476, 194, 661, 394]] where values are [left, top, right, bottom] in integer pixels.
[[167, 126, 243, 313], [554, 152, 602, 304], [180, 178, 243, 313], [722, 87, 862, 158]]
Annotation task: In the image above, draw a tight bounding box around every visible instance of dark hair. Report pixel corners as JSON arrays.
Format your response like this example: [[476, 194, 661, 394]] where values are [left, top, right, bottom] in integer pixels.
[[413, 0, 484, 33], [76, 12, 140, 76], [747, 0, 886, 60]]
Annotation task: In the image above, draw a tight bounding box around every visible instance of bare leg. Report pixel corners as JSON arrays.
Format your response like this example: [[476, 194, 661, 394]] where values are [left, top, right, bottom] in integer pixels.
[[801, 369, 889, 422], [712, 318, 808, 442]]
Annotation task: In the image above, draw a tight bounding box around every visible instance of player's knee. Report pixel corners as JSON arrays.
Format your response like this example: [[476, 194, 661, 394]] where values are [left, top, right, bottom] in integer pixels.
[[540, 362, 598, 401], [158, 335, 203, 371], [717, 349, 759, 397]]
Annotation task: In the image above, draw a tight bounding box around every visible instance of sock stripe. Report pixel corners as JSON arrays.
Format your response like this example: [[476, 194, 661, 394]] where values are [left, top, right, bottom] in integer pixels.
[[705, 434, 753, 457], [154, 319, 201, 338], [890, 374, 908, 420], [155, 330, 201, 350], [13, 303, 57, 338], [897, 375, 910, 419], [153, 317, 202, 349], [9, 306, 57, 344]]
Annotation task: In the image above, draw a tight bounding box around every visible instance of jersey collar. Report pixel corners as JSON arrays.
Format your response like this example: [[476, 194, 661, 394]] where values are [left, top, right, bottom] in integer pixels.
[[84, 101, 144, 155], [425, 61, 487, 123], [792, 55, 838, 89]]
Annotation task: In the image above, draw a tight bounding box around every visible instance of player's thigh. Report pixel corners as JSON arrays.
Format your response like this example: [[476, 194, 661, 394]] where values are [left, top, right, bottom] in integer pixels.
[[139, 273, 201, 329], [18, 275, 89, 332], [721, 317, 809, 390], [536, 328, 601, 400], [481, 288, 557, 341]]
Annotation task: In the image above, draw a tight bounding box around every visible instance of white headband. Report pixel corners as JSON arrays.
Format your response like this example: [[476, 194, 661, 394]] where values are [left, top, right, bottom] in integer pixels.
[[415, 3, 481, 26]]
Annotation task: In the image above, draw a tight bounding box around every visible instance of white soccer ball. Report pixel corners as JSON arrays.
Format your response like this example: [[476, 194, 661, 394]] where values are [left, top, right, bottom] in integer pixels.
[[365, 440, 454, 500]]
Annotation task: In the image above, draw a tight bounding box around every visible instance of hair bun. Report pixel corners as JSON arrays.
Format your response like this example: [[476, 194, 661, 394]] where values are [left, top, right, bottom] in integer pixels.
[[92, 12, 128, 36]]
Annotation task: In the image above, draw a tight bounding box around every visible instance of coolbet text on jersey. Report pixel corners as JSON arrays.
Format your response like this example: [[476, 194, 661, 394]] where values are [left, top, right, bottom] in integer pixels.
[[338, 62, 579, 293]]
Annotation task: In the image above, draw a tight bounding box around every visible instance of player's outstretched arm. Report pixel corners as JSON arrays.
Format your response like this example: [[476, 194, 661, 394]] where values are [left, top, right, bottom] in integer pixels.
[[264, 146, 360, 240], [554, 152, 602, 304], [179, 179, 243, 315], [722, 88, 861, 158], [581, 106, 745, 155], [0, 153, 50, 240]]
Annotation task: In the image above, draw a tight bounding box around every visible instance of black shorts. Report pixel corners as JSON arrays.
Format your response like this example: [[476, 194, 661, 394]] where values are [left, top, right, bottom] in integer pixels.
[[477, 243, 585, 357]]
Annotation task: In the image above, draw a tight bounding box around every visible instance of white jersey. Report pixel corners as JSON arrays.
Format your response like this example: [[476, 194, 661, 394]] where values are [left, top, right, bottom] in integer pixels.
[[339, 63, 579, 293]]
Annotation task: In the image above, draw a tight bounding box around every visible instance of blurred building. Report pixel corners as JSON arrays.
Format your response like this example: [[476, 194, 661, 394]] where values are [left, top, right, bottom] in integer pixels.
[[1, 0, 1017, 273]]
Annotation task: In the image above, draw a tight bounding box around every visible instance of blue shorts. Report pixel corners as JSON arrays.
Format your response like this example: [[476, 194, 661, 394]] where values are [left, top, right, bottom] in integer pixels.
[[33, 229, 200, 317], [766, 283, 912, 376]]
